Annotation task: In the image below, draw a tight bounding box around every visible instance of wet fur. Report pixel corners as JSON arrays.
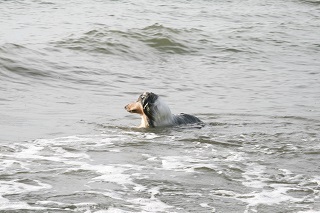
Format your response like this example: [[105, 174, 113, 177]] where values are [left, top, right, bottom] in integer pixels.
[[125, 92, 202, 128]]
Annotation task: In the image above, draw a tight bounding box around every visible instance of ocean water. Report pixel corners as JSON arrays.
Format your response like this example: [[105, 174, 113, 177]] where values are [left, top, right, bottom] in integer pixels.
[[1, 0, 320, 212]]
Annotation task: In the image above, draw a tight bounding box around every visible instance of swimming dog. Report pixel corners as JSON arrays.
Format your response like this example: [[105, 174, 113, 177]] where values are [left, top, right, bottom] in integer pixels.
[[124, 92, 202, 128]]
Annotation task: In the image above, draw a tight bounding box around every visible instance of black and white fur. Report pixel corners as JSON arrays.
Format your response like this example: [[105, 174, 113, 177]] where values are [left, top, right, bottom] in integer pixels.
[[125, 92, 202, 128]]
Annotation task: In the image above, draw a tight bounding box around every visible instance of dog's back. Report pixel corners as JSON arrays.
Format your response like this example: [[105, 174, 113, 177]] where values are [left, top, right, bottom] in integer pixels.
[[173, 113, 202, 126]]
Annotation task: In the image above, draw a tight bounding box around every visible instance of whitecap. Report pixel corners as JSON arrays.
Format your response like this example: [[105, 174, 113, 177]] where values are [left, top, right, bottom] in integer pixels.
[[0, 200, 46, 211], [0, 179, 51, 210], [161, 155, 196, 172], [241, 163, 268, 188], [98, 207, 131, 213], [239, 164, 317, 211], [127, 197, 172, 213]]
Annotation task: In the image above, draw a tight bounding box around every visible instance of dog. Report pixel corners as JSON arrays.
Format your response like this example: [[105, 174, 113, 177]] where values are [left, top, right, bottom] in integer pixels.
[[124, 92, 202, 128]]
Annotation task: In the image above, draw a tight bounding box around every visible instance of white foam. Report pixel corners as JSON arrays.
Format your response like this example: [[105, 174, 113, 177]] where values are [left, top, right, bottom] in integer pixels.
[[15, 144, 43, 158], [0, 160, 30, 174], [100, 137, 116, 144], [241, 186, 300, 207], [199, 203, 216, 212], [0, 200, 46, 211], [133, 185, 147, 192], [75, 163, 147, 194], [142, 153, 158, 161], [36, 200, 66, 206], [193, 163, 217, 171], [93, 171, 134, 185], [143, 133, 160, 140], [65, 160, 172, 212], [0, 180, 51, 210], [242, 163, 268, 188], [161, 156, 197, 172], [53, 146, 90, 159], [9, 137, 92, 168], [0, 196, 9, 207], [238, 163, 314, 211], [1, 134, 179, 212], [109, 149, 121, 152], [212, 189, 238, 197], [225, 151, 247, 162], [161, 155, 215, 173], [14, 143, 68, 163], [297, 210, 320, 213], [0, 179, 52, 195], [200, 203, 210, 207], [127, 197, 172, 212], [148, 186, 160, 199], [4, 136, 146, 193], [98, 207, 131, 213]]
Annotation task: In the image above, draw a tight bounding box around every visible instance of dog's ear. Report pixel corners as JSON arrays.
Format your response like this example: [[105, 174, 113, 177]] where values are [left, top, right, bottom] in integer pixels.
[[140, 92, 158, 127], [145, 92, 158, 104], [140, 92, 158, 108]]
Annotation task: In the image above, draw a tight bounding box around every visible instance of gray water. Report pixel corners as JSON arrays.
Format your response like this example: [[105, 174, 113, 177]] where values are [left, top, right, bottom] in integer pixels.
[[1, 0, 320, 212]]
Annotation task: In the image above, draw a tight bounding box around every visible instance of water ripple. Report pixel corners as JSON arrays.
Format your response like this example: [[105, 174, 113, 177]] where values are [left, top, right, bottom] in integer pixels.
[[54, 24, 204, 58]]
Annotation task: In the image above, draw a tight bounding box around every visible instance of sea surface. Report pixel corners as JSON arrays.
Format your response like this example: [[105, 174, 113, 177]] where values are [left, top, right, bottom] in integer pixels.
[[1, 0, 320, 212]]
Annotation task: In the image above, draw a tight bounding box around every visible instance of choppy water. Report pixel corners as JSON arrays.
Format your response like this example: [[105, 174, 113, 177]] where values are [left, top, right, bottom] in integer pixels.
[[1, 0, 320, 212]]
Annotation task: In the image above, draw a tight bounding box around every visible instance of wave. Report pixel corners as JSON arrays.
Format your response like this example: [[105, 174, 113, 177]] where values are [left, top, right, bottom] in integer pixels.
[[0, 43, 110, 88], [54, 24, 200, 58], [1, 117, 319, 212], [0, 44, 55, 83]]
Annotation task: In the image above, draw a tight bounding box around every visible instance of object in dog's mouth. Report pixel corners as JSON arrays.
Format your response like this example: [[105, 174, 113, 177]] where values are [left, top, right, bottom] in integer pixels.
[[125, 92, 202, 128]]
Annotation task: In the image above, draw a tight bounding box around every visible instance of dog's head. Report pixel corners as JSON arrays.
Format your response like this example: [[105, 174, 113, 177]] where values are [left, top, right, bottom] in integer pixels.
[[125, 92, 159, 127]]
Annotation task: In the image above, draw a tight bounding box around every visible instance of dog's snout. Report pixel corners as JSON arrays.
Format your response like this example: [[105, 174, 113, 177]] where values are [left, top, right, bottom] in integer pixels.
[[125, 104, 132, 112]]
